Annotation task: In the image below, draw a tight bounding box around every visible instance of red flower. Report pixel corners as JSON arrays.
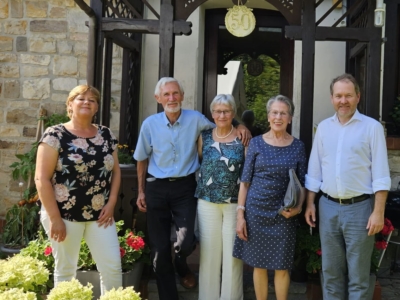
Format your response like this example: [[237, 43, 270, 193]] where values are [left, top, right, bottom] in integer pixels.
[[381, 218, 394, 236], [126, 235, 145, 251], [316, 249, 322, 256], [120, 247, 126, 257], [375, 240, 388, 250], [44, 246, 52, 256]]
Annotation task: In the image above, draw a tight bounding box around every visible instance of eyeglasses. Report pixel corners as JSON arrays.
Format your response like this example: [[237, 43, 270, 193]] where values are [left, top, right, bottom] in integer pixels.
[[269, 111, 289, 117], [212, 110, 232, 116]]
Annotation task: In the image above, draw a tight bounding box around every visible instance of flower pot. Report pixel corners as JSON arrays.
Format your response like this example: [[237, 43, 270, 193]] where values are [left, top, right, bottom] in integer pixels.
[[76, 270, 101, 300], [122, 262, 144, 291], [76, 262, 144, 299], [0, 245, 22, 257], [119, 163, 135, 169]]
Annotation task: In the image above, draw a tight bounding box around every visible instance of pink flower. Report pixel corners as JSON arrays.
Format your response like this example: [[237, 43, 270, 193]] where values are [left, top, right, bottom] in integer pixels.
[[126, 234, 145, 250], [381, 218, 394, 236], [375, 241, 388, 250], [316, 249, 322, 256], [44, 246, 52, 256], [120, 247, 126, 257]]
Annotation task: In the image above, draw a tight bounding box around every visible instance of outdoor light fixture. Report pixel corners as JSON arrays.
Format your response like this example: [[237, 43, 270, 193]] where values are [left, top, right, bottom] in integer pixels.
[[374, 0, 385, 27]]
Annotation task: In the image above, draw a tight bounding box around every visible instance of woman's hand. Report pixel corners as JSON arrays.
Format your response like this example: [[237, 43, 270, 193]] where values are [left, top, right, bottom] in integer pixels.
[[236, 214, 248, 241], [49, 217, 66, 243], [97, 202, 115, 228], [281, 206, 302, 219]]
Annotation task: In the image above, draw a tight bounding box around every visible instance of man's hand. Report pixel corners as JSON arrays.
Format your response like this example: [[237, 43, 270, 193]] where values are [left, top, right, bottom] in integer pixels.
[[366, 211, 384, 236], [137, 192, 147, 212], [305, 202, 317, 227], [236, 124, 252, 146]]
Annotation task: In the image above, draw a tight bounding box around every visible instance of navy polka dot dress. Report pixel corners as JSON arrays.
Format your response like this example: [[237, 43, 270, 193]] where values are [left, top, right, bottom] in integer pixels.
[[233, 135, 307, 269]]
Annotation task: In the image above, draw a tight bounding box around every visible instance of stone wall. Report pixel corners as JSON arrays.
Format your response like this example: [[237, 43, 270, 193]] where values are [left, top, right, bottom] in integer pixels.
[[0, 0, 122, 215]]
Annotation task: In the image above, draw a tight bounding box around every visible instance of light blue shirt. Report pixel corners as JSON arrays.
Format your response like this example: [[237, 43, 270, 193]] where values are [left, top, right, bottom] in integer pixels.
[[305, 110, 390, 198], [134, 109, 214, 178]]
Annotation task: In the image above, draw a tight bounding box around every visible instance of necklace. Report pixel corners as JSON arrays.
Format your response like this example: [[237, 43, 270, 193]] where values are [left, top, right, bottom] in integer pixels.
[[215, 125, 234, 139]]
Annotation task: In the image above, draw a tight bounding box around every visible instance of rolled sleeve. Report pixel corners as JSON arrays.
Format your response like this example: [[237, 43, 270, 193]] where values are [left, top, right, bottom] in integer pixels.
[[305, 174, 322, 193], [134, 121, 152, 161], [372, 177, 391, 193]]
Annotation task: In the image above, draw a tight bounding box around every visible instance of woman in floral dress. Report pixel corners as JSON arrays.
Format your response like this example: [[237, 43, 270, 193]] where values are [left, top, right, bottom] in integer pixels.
[[35, 85, 122, 293]]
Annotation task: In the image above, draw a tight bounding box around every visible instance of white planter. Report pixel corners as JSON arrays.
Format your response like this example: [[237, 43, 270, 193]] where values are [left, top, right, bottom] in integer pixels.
[[76, 262, 144, 300]]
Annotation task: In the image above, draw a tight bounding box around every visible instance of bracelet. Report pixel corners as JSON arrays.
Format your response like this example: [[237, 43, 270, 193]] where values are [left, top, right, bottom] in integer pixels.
[[236, 205, 245, 212]]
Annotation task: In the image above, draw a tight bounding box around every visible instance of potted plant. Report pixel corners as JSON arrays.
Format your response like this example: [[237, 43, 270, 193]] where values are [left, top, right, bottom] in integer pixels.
[[46, 279, 143, 300], [76, 220, 149, 298], [2, 112, 70, 254], [0, 254, 49, 297], [117, 144, 135, 167], [0, 184, 40, 255], [21, 220, 149, 299], [46, 278, 93, 300], [100, 286, 142, 300]]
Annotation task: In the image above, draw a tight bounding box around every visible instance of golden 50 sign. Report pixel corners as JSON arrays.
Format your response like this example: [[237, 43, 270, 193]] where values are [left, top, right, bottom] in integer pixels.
[[225, 5, 256, 37]]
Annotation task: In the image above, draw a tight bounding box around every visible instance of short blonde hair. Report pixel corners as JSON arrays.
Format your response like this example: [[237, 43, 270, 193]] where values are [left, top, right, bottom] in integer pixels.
[[66, 85, 100, 119]]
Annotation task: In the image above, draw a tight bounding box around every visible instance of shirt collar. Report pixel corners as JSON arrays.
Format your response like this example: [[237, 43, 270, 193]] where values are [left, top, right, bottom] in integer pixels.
[[162, 110, 184, 126], [331, 109, 362, 125]]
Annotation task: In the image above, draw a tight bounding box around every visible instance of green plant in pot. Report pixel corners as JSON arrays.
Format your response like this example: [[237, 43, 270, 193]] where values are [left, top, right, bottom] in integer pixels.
[[2, 112, 69, 252], [1, 183, 40, 252]]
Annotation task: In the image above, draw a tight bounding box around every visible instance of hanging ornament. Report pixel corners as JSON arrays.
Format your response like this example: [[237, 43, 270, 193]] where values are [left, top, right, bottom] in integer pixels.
[[225, 2, 256, 38]]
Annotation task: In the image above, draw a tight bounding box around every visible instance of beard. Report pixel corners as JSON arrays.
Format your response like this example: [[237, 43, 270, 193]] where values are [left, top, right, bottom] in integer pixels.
[[164, 103, 181, 113]]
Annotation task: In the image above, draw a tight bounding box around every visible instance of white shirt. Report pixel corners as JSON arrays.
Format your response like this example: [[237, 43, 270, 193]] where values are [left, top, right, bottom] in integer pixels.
[[305, 110, 390, 198]]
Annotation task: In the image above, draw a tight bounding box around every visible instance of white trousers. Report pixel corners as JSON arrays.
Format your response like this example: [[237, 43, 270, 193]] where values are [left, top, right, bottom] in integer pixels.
[[197, 199, 243, 300], [41, 208, 122, 295]]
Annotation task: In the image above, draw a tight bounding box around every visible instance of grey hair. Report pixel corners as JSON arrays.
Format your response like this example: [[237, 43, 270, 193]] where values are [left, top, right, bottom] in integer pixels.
[[154, 77, 184, 97], [266, 95, 294, 116], [210, 94, 237, 115]]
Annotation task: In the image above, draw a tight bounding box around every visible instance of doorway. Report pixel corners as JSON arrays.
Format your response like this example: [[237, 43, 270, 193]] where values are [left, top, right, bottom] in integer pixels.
[[203, 8, 294, 130]]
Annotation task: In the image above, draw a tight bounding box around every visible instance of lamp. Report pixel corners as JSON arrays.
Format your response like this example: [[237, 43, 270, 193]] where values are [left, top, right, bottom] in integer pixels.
[[374, 0, 385, 27]]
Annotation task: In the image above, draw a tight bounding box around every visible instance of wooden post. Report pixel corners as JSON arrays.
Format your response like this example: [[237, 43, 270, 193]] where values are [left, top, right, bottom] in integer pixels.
[[300, 0, 316, 155], [158, 0, 175, 112]]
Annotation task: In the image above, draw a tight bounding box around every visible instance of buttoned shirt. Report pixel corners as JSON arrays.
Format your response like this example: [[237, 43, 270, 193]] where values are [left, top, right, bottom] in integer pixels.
[[305, 110, 390, 198], [134, 109, 214, 178]]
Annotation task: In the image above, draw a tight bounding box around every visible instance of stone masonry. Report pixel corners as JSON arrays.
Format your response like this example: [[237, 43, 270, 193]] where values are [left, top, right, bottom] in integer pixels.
[[0, 0, 122, 215]]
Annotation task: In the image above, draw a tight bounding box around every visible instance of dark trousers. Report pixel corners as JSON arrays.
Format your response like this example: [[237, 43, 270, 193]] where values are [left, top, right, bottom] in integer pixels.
[[145, 175, 197, 300]]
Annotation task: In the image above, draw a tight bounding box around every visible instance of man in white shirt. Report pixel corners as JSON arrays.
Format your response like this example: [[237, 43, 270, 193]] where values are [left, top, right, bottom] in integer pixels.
[[305, 73, 391, 299]]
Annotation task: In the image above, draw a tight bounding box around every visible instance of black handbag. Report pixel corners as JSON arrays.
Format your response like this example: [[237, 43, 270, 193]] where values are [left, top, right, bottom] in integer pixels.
[[278, 168, 303, 215]]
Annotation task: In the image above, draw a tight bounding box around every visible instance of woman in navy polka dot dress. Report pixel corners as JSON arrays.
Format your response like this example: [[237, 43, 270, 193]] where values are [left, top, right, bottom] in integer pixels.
[[233, 95, 307, 300]]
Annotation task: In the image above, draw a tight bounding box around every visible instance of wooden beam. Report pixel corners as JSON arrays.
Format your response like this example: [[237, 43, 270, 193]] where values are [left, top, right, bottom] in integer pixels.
[[104, 32, 139, 51], [285, 26, 381, 42], [158, 0, 175, 112], [365, 33, 382, 120], [300, 0, 316, 155], [102, 38, 113, 127], [382, 0, 400, 122], [101, 18, 191, 35]]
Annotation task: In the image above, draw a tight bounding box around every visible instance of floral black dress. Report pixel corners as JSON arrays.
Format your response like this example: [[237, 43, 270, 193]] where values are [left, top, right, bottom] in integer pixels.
[[39, 124, 118, 222]]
